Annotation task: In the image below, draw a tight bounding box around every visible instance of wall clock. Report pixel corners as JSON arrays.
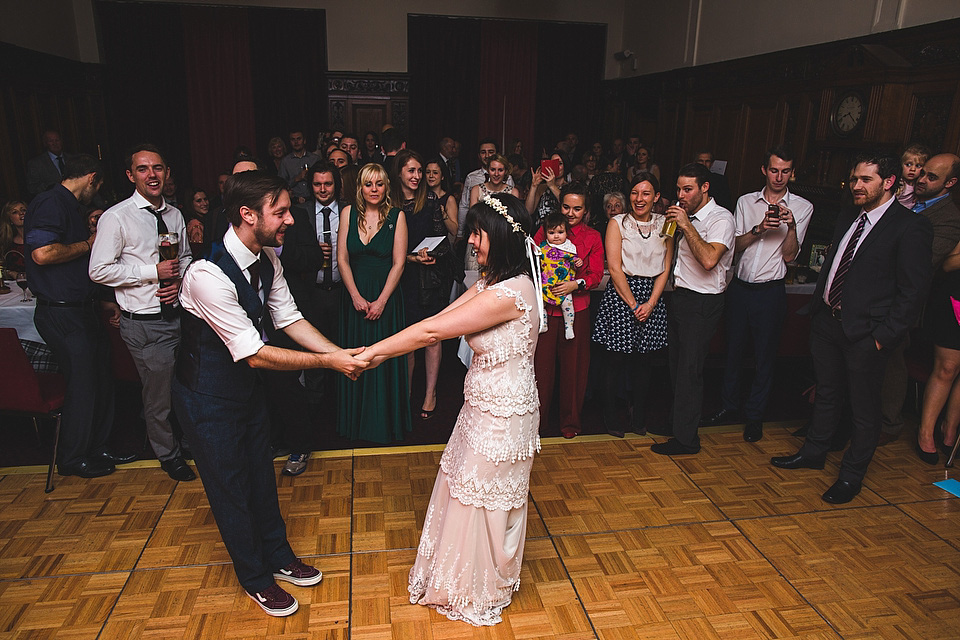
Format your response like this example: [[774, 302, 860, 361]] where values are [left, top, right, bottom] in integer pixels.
[[831, 92, 865, 136]]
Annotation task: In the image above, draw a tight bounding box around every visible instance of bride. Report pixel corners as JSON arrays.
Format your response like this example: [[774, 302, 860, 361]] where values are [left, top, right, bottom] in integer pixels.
[[358, 192, 541, 625]]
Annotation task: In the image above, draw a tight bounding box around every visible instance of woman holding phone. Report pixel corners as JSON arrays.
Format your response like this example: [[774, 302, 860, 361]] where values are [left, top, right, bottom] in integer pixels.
[[525, 152, 569, 229]]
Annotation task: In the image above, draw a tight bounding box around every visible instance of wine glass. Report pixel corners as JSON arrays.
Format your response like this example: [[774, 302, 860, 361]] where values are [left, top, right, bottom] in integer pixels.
[[16, 275, 30, 302]]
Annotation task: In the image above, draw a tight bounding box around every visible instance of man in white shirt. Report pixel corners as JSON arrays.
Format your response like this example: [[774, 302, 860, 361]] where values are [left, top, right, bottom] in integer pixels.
[[707, 146, 813, 442], [89, 143, 195, 482], [457, 138, 516, 237], [652, 163, 735, 456], [173, 171, 366, 616]]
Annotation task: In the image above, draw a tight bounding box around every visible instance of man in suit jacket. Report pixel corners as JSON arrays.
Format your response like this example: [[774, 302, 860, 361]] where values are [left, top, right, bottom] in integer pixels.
[[772, 152, 933, 504], [438, 137, 461, 186], [270, 161, 344, 476], [878, 153, 960, 445], [27, 130, 69, 196]]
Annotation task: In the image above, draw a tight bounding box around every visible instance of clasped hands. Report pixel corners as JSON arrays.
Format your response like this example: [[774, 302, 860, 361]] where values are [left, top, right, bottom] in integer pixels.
[[327, 344, 385, 381]]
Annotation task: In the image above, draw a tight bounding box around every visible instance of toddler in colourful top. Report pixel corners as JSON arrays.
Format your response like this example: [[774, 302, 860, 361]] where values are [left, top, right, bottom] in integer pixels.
[[539, 212, 583, 339], [897, 143, 930, 209]]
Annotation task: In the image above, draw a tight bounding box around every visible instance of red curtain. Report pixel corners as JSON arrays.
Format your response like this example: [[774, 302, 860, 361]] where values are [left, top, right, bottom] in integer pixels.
[[181, 6, 257, 191], [478, 21, 539, 162]]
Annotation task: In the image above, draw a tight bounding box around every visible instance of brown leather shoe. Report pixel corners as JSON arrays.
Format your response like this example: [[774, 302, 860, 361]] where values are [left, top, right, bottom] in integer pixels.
[[876, 432, 899, 447]]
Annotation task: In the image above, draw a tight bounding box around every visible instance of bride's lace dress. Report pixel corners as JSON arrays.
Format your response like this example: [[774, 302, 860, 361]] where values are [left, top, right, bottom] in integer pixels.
[[408, 275, 540, 626]]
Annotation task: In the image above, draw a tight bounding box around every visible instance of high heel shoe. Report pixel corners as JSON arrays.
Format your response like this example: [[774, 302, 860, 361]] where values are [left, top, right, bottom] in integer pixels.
[[420, 393, 437, 420], [915, 441, 940, 466]]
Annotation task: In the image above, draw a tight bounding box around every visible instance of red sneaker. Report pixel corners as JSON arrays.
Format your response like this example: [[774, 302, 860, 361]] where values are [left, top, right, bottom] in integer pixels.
[[274, 559, 323, 587], [247, 583, 298, 617]]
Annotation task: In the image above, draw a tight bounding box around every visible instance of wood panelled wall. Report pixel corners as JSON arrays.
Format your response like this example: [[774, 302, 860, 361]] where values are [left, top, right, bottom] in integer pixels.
[[0, 42, 109, 203], [603, 18, 960, 248]]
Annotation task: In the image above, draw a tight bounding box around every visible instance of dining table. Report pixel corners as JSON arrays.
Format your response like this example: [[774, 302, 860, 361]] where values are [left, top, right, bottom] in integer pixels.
[[0, 285, 41, 342]]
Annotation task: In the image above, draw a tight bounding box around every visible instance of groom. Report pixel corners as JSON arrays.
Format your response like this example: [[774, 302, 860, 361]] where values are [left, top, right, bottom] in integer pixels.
[[173, 170, 367, 616]]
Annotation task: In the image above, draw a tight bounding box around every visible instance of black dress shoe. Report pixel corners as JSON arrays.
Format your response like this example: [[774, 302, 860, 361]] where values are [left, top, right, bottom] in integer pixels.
[[99, 451, 137, 465], [703, 408, 740, 426], [57, 459, 115, 478], [914, 442, 940, 466], [160, 456, 197, 481], [743, 421, 763, 442], [650, 438, 700, 455], [822, 479, 861, 504], [770, 452, 825, 470]]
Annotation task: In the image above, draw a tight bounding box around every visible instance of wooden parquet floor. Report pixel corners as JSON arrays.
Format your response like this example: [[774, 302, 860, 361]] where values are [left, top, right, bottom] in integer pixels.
[[2, 423, 960, 639]]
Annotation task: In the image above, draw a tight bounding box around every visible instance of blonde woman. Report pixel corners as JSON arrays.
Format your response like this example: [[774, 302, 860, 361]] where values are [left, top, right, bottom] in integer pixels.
[[336, 163, 411, 442]]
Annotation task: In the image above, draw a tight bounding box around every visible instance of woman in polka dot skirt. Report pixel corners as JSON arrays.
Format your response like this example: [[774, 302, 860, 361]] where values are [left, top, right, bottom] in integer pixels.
[[592, 172, 673, 437]]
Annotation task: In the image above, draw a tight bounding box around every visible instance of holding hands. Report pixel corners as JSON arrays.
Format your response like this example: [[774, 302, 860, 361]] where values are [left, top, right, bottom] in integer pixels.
[[325, 346, 369, 380]]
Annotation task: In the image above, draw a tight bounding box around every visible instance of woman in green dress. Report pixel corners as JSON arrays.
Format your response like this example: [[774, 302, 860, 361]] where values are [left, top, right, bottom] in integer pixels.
[[336, 163, 411, 442]]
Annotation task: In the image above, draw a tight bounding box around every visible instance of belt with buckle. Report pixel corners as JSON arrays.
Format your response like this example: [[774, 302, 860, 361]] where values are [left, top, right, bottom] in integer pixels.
[[315, 280, 342, 291], [121, 310, 165, 321]]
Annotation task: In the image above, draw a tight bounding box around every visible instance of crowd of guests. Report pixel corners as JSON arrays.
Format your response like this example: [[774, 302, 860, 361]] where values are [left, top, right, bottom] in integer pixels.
[[4, 126, 960, 502], [5, 123, 960, 623]]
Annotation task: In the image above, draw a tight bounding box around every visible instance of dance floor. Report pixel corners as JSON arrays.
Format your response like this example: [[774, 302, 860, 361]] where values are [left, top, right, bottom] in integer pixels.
[[2, 422, 959, 639]]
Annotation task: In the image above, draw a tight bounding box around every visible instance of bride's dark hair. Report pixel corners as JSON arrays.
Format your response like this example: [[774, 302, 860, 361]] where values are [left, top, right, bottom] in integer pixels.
[[465, 193, 533, 285]]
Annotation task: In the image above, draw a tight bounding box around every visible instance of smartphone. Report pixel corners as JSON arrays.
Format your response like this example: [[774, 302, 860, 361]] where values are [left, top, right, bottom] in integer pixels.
[[767, 203, 781, 224], [540, 158, 561, 178]]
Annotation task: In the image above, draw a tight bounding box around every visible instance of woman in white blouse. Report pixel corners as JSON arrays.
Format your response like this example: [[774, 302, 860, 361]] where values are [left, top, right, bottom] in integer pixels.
[[592, 172, 673, 437]]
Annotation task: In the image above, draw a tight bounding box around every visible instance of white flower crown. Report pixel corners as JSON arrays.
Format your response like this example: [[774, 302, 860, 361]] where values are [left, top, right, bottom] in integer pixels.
[[482, 193, 523, 233]]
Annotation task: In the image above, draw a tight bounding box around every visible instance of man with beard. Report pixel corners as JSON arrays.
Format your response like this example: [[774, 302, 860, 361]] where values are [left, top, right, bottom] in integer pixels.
[[878, 152, 960, 446], [652, 163, 735, 457], [772, 152, 932, 504], [25, 153, 123, 478], [173, 171, 367, 616]]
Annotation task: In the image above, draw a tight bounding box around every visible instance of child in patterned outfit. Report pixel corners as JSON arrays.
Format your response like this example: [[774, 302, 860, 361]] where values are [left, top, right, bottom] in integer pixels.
[[539, 212, 582, 339]]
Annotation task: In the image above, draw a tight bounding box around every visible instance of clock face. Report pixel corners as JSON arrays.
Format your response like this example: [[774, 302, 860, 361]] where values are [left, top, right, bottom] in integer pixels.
[[834, 94, 863, 134]]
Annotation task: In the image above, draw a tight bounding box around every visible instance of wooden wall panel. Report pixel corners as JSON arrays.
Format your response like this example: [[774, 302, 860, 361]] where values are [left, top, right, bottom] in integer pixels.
[[0, 42, 107, 202], [602, 17, 960, 248]]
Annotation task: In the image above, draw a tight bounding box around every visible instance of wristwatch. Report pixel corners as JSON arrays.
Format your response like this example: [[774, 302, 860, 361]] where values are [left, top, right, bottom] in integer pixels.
[[576, 279, 586, 290], [751, 225, 762, 236]]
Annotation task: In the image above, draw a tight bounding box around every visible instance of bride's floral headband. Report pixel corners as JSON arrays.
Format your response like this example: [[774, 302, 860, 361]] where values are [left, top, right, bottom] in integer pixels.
[[482, 193, 523, 233]]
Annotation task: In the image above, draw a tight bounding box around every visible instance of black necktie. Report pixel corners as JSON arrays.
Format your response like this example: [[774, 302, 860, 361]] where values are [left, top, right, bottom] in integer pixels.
[[147, 206, 169, 234], [827, 213, 868, 311], [148, 206, 176, 319], [249, 257, 261, 293], [447, 158, 457, 182], [56, 156, 65, 175], [321, 206, 333, 283]]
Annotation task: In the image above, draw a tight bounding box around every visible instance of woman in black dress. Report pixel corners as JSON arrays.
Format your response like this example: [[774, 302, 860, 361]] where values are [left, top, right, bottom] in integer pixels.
[[918, 238, 960, 463], [393, 149, 453, 419]]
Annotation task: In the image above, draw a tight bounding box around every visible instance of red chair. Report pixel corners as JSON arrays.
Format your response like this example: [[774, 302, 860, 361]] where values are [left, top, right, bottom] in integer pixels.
[[0, 328, 66, 492]]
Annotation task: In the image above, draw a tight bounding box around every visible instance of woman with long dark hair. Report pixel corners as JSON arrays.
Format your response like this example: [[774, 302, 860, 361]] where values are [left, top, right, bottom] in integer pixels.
[[359, 193, 541, 626]]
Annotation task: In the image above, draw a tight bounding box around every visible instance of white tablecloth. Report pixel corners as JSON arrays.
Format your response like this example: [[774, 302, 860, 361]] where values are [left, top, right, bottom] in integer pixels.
[[0, 287, 40, 342]]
